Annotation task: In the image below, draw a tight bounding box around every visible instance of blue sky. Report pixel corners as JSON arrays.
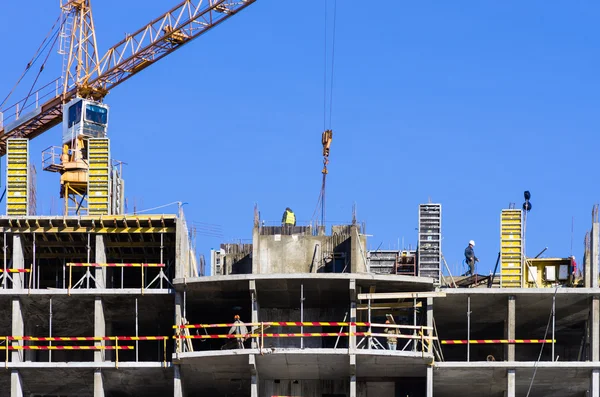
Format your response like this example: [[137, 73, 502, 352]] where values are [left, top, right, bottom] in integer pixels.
[[0, 1, 598, 276]]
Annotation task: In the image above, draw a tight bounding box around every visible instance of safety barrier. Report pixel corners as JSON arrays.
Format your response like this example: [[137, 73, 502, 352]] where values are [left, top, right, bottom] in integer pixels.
[[0, 269, 30, 273], [442, 339, 555, 345], [66, 263, 170, 295], [1, 335, 169, 369], [173, 321, 436, 354]]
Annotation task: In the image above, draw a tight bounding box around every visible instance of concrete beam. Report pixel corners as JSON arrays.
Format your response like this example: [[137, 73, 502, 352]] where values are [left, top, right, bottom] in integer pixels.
[[11, 235, 24, 289], [357, 292, 446, 300], [95, 235, 107, 288]]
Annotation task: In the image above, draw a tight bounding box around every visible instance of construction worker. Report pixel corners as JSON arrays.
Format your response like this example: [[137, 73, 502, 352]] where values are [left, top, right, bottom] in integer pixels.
[[383, 320, 398, 351], [228, 314, 248, 349], [464, 240, 479, 276], [282, 207, 296, 226]]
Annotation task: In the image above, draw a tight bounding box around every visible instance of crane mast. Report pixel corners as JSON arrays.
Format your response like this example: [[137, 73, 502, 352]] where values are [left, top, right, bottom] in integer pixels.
[[0, 0, 256, 215]]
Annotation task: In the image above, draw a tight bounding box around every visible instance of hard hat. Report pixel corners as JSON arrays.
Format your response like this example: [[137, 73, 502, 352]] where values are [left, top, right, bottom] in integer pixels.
[[469, 240, 475, 246], [234, 314, 240, 320]]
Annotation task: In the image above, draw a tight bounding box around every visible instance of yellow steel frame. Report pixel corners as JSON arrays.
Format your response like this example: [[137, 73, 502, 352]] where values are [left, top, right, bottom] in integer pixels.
[[500, 209, 523, 288], [6, 138, 29, 216]]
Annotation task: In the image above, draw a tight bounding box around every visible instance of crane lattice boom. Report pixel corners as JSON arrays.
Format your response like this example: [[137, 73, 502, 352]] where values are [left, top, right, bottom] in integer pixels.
[[0, 0, 256, 156]]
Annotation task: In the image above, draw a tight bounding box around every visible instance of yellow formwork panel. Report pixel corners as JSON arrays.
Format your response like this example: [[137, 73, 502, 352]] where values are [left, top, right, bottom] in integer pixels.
[[500, 209, 523, 288], [87, 138, 110, 215], [6, 139, 29, 216]]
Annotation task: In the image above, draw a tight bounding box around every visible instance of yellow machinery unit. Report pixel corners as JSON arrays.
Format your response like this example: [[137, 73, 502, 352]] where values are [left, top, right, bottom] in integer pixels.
[[500, 209, 523, 287], [525, 258, 573, 287], [6, 138, 30, 216]]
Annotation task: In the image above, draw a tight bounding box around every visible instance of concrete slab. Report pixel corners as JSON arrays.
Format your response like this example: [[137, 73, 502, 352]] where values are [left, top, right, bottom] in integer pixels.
[[355, 350, 431, 378], [434, 362, 592, 397]]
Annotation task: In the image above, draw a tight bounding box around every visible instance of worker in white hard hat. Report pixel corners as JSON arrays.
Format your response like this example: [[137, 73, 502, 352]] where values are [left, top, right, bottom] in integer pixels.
[[464, 240, 479, 276]]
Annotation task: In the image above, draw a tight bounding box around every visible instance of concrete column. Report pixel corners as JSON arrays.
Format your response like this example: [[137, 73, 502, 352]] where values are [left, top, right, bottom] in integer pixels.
[[95, 235, 106, 288], [593, 297, 600, 362], [426, 366, 433, 397], [505, 296, 515, 361], [250, 280, 259, 349], [507, 369, 515, 397], [592, 370, 600, 397], [12, 235, 24, 289], [349, 354, 356, 397], [11, 370, 23, 397], [349, 280, 356, 349], [11, 297, 24, 397], [350, 225, 367, 273], [592, 221, 599, 289], [94, 297, 105, 397], [11, 298, 23, 363], [174, 365, 185, 397], [251, 225, 260, 274], [585, 233, 592, 288], [250, 355, 259, 397]]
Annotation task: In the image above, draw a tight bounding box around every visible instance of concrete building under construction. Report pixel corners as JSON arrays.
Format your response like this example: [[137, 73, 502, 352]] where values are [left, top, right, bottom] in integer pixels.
[[0, 200, 598, 396], [0, 1, 598, 397]]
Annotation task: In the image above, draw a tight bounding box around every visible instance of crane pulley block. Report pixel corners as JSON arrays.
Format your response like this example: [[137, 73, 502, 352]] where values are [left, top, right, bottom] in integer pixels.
[[322, 129, 333, 157]]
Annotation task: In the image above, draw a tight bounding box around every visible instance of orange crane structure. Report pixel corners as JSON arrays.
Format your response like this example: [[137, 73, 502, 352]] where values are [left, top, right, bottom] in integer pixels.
[[0, 0, 256, 215]]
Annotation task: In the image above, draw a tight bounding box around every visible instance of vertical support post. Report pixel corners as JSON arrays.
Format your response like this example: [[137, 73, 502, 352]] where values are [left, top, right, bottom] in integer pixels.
[[11, 296, 24, 397], [427, 297, 433, 355], [592, 215, 599, 289], [250, 354, 259, 397], [507, 296, 516, 361], [426, 366, 433, 397], [135, 298, 139, 362], [174, 292, 184, 355], [95, 235, 106, 289], [174, 365, 185, 397], [3, 232, 7, 289], [32, 234, 36, 289], [367, 298, 372, 349], [552, 294, 556, 361], [94, 296, 105, 397], [507, 369, 516, 397], [467, 295, 471, 362], [12, 235, 24, 289], [349, 354, 357, 397], [349, 280, 357, 349], [250, 280, 259, 349], [49, 297, 52, 362], [300, 283, 304, 349], [160, 233, 164, 289], [413, 298, 418, 352]]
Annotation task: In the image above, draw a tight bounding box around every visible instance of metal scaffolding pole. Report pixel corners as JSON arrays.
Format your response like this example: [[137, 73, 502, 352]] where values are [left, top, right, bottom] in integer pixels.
[[552, 294, 556, 361], [49, 297, 52, 362], [135, 298, 139, 362], [467, 296, 471, 362], [301, 283, 304, 349]]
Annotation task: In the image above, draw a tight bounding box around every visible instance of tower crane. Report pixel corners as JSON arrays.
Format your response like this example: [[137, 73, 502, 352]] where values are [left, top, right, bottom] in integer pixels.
[[0, 0, 256, 215]]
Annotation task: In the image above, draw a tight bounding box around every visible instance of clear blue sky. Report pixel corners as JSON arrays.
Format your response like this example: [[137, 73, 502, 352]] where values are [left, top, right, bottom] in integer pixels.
[[1, 1, 598, 276]]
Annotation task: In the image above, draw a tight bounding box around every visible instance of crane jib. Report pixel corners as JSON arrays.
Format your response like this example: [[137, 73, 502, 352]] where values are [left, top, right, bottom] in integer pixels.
[[0, 0, 258, 153]]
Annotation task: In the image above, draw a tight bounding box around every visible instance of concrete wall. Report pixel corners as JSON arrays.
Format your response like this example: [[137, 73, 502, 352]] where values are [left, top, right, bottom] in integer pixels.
[[252, 225, 366, 274]]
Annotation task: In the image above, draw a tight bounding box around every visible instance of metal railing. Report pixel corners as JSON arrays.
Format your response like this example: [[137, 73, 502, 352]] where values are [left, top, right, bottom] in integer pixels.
[[1, 78, 62, 128], [173, 321, 436, 355]]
